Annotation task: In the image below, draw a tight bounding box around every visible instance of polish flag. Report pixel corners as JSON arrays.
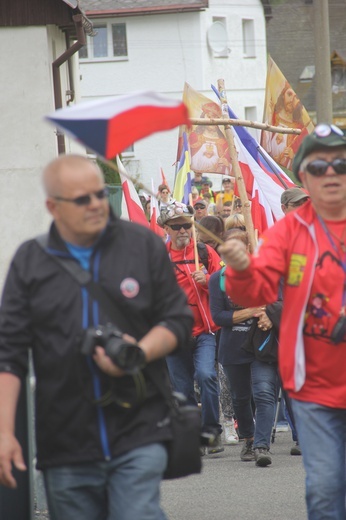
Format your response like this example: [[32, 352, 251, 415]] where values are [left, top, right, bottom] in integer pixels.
[[150, 178, 165, 237], [117, 156, 149, 227]]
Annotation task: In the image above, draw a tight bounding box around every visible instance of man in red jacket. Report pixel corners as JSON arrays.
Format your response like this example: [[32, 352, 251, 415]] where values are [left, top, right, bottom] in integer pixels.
[[219, 124, 346, 520], [158, 201, 223, 453]]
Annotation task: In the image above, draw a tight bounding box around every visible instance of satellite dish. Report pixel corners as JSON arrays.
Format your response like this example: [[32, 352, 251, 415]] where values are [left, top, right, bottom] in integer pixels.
[[207, 22, 229, 54]]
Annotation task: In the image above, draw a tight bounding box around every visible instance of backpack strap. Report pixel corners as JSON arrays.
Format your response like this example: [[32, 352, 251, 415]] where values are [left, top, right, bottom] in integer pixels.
[[170, 242, 209, 272], [196, 242, 209, 270]]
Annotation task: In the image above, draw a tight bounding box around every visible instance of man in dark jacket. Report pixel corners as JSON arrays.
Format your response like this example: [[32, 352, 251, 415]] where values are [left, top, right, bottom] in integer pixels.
[[0, 154, 193, 520]]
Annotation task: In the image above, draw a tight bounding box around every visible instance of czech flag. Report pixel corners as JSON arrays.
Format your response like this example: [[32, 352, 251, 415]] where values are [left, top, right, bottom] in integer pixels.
[[46, 91, 190, 158]]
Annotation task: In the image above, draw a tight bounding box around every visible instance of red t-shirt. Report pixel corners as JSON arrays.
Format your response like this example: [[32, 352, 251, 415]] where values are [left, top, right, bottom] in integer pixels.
[[296, 218, 346, 407]]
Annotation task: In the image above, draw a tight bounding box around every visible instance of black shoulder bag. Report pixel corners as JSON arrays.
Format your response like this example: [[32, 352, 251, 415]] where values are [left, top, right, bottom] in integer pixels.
[[36, 235, 202, 479]]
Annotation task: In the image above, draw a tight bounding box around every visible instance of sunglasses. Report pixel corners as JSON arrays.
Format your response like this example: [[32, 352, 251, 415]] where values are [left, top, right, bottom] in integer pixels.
[[287, 199, 308, 208], [305, 159, 346, 177], [54, 188, 109, 206], [168, 223, 193, 231], [194, 205, 206, 210]]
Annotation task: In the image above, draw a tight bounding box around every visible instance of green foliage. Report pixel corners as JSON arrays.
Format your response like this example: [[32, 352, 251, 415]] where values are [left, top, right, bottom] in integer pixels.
[[97, 158, 120, 185], [96, 156, 143, 191]]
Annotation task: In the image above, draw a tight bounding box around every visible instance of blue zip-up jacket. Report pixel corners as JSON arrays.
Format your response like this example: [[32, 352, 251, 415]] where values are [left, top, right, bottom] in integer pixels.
[[0, 213, 193, 469]]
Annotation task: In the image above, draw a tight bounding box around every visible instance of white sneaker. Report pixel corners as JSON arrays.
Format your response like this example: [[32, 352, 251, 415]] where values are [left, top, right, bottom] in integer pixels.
[[276, 422, 289, 433], [224, 419, 239, 445]]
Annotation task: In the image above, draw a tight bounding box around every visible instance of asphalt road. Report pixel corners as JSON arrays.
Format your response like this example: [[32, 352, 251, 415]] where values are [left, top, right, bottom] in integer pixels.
[[161, 431, 307, 520], [34, 431, 307, 520]]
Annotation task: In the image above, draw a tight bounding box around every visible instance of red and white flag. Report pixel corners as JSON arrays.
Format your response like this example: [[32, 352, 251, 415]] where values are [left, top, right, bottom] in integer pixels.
[[233, 130, 292, 229], [117, 156, 149, 227], [158, 160, 170, 192], [150, 178, 165, 237]]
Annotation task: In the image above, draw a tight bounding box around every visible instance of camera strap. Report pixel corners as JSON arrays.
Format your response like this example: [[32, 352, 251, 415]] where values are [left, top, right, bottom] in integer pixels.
[[35, 234, 173, 404]]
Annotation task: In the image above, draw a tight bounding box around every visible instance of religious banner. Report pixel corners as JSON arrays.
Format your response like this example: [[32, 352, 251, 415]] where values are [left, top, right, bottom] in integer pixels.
[[261, 56, 314, 172], [178, 83, 232, 176]]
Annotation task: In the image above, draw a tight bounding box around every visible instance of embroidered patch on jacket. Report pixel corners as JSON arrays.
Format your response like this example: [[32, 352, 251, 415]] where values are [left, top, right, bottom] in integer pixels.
[[287, 254, 307, 286], [120, 278, 140, 298]]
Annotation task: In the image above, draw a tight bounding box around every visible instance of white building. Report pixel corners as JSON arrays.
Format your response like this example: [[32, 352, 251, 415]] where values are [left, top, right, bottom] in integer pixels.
[[0, 1, 91, 287], [0, 0, 269, 287], [80, 0, 269, 187]]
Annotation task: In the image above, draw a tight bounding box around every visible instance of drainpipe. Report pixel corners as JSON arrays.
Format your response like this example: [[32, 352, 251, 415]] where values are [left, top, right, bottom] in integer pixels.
[[65, 31, 75, 105], [52, 13, 86, 154]]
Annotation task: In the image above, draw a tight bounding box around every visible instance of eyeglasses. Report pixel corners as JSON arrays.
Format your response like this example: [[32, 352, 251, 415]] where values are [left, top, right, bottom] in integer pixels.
[[305, 159, 346, 177], [194, 204, 206, 210], [53, 188, 109, 206], [168, 223, 193, 231]]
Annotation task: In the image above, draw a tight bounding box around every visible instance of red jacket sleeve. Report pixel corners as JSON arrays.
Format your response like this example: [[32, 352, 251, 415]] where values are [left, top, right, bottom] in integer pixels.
[[225, 218, 289, 307]]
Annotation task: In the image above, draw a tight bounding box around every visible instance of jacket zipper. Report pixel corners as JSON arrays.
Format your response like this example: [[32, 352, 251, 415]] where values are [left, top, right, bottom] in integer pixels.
[[292, 214, 319, 391]]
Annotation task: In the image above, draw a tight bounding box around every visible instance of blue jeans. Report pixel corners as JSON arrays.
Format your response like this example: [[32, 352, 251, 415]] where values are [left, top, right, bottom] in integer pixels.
[[166, 333, 220, 433], [251, 360, 278, 449], [291, 400, 346, 520], [222, 363, 254, 439], [43, 443, 168, 520]]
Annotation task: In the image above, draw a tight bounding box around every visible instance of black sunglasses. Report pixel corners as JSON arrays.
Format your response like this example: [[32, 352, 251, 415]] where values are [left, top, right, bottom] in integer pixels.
[[305, 159, 346, 177], [54, 188, 109, 206], [168, 223, 193, 231], [287, 199, 308, 208], [194, 204, 206, 210]]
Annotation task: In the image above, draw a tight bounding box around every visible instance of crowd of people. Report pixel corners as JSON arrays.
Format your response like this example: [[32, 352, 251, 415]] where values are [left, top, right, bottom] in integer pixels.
[[142, 175, 241, 224], [0, 125, 345, 520]]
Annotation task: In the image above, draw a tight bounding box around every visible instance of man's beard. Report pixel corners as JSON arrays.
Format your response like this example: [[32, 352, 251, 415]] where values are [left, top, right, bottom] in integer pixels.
[[176, 236, 190, 249]]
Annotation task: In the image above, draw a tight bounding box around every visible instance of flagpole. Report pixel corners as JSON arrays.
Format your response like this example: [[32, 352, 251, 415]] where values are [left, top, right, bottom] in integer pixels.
[[190, 118, 301, 135], [189, 194, 200, 271], [217, 79, 257, 254]]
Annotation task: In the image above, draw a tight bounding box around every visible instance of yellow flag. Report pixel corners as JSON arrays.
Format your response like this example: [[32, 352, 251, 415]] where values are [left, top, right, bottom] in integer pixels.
[[261, 56, 314, 171], [178, 83, 232, 176]]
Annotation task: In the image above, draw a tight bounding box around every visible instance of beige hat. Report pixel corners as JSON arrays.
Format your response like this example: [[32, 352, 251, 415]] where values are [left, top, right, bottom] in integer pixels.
[[157, 200, 194, 227], [281, 187, 309, 206]]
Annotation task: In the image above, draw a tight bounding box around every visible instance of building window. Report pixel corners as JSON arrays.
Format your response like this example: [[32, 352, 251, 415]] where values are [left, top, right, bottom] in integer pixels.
[[94, 25, 108, 57], [332, 65, 346, 94], [122, 144, 134, 155], [112, 24, 127, 57], [242, 19, 255, 58], [245, 106, 258, 140], [79, 22, 127, 60]]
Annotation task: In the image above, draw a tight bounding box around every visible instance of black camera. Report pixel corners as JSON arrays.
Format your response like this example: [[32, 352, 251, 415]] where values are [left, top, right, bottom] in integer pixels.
[[330, 315, 346, 344], [81, 324, 146, 373]]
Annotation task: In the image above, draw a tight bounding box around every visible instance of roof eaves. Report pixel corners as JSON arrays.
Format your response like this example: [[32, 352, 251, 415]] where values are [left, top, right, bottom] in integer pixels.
[[85, 2, 208, 18]]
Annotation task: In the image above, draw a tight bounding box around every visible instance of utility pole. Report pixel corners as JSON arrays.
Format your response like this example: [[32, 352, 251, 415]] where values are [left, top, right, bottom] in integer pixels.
[[313, 0, 333, 124]]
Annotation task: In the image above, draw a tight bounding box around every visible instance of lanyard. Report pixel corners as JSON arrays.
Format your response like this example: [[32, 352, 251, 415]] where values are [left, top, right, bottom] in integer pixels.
[[317, 216, 346, 309], [317, 215, 346, 273]]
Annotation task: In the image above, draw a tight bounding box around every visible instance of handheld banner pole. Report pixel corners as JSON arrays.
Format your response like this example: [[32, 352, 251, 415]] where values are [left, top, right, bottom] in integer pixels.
[[217, 79, 257, 253], [189, 193, 200, 271]]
